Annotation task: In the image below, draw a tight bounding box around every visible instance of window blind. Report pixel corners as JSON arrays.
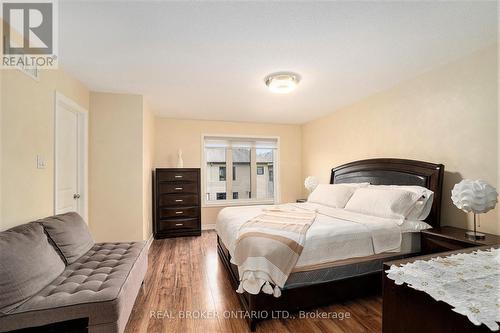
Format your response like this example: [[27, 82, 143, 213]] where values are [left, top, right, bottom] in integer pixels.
[[204, 136, 278, 149]]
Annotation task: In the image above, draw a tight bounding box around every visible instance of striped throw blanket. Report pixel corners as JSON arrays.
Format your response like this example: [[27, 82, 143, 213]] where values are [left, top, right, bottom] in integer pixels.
[[233, 205, 317, 297]]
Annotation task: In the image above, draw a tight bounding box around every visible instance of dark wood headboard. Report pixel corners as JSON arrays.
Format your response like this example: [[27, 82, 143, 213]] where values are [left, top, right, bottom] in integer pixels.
[[330, 158, 444, 227]]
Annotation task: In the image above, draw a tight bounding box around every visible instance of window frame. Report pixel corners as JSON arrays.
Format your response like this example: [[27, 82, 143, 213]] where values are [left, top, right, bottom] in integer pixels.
[[201, 134, 280, 207]]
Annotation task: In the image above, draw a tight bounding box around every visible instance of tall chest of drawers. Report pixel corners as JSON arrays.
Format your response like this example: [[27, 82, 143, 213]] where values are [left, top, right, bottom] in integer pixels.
[[153, 168, 201, 238]]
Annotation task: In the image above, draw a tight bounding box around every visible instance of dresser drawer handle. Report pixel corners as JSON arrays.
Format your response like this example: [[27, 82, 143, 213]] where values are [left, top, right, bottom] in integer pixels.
[[175, 187, 183, 190], [175, 199, 183, 202], [175, 223, 184, 226], [175, 211, 183, 214], [174, 175, 183, 178]]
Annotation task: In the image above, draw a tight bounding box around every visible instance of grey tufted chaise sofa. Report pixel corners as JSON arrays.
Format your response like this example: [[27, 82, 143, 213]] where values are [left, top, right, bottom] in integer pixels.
[[0, 212, 148, 333]]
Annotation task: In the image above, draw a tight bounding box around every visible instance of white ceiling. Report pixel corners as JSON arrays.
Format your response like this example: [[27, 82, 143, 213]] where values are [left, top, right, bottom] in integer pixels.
[[59, 1, 497, 124]]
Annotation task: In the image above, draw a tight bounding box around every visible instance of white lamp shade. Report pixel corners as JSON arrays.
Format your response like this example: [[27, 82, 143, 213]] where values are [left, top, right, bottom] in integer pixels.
[[304, 176, 319, 192], [451, 179, 498, 214]]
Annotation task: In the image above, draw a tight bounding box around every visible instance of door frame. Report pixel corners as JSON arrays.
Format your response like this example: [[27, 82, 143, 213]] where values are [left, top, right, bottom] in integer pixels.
[[54, 91, 89, 222]]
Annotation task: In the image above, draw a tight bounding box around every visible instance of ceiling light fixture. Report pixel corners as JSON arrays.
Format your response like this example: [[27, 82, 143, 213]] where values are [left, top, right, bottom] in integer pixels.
[[265, 72, 301, 94]]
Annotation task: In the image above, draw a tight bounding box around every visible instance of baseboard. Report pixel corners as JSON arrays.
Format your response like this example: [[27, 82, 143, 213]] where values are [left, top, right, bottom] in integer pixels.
[[145, 234, 154, 250], [202, 223, 216, 231]]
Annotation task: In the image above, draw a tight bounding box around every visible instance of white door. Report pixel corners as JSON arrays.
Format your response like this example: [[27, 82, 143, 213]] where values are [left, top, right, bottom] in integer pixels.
[[55, 93, 88, 220]]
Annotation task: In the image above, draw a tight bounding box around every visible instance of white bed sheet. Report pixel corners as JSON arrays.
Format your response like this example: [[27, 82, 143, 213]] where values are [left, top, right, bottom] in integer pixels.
[[215, 203, 430, 269]]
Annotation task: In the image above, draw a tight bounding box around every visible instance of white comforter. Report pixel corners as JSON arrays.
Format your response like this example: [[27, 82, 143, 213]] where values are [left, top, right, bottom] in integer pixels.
[[216, 202, 428, 270]]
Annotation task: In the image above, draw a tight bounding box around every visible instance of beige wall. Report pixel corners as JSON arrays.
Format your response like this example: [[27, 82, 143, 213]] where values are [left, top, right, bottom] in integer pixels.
[[302, 45, 499, 235], [1, 68, 89, 230], [142, 102, 155, 240], [1, 74, 154, 241], [89, 92, 144, 242], [154, 118, 303, 225]]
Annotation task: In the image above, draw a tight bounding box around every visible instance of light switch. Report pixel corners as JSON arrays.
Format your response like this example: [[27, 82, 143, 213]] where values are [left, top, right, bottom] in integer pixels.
[[36, 155, 47, 169]]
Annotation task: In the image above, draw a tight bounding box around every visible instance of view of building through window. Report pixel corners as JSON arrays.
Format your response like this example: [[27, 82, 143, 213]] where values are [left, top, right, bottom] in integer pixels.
[[255, 148, 274, 200], [204, 137, 277, 203]]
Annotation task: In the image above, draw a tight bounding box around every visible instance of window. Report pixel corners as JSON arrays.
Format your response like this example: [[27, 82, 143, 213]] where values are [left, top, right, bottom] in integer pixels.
[[233, 147, 251, 199], [219, 166, 226, 181], [205, 148, 226, 201], [256, 148, 274, 200], [204, 136, 278, 205]]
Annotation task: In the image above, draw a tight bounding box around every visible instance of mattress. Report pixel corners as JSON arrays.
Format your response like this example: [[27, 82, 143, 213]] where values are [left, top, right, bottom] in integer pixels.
[[284, 232, 420, 289], [216, 203, 430, 271]]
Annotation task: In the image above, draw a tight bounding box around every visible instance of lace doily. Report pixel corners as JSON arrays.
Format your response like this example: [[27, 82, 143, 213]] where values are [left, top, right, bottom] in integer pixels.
[[386, 248, 500, 331]]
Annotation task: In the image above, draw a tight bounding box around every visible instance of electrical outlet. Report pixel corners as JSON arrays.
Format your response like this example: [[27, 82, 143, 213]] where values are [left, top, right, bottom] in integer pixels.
[[36, 155, 47, 169]]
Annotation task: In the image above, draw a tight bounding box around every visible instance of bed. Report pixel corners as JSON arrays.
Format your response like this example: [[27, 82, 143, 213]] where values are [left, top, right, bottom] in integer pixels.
[[216, 158, 444, 330]]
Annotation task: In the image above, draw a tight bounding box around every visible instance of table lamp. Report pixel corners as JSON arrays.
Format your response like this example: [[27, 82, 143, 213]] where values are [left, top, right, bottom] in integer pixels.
[[451, 179, 498, 240], [304, 176, 319, 195]]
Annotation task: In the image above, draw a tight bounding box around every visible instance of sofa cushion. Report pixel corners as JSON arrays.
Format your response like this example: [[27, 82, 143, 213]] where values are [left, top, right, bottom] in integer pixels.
[[39, 212, 94, 264], [0, 223, 65, 313], [0, 242, 148, 333]]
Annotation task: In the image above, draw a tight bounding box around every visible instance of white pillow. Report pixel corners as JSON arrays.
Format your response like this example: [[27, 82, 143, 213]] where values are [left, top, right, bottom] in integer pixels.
[[368, 185, 434, 220], [307, 184, 357, 208], [338, 182, 370, 188], [344, 187, 424, 221], [407, 192, 434, 220], [400, 220, 432, 233]]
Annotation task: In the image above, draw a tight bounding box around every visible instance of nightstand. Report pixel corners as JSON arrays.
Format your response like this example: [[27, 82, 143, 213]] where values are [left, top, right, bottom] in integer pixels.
[[421, 226, 500, 254], [296, 199, 307, 203]]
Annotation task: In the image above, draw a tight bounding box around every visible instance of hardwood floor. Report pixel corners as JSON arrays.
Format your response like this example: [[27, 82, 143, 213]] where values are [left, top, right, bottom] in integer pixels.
[[125, 231, 382, 333]]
